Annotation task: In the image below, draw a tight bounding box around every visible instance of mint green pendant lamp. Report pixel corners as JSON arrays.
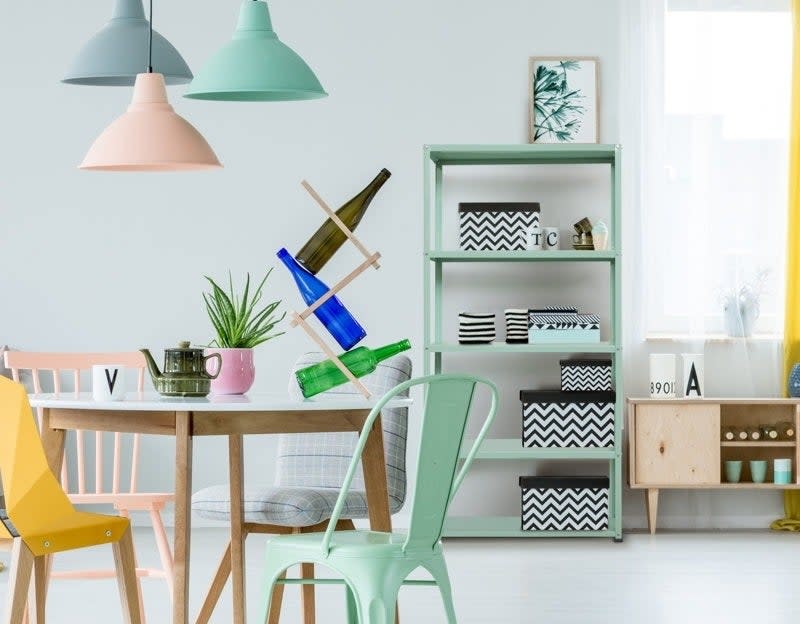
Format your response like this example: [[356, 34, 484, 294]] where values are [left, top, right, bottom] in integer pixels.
[[63, 0, 192, 86], [184, 1, 326, 101]]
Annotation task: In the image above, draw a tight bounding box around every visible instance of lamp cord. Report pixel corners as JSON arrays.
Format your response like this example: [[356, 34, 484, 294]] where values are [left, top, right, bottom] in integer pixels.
[[148, 0, 153, 73]]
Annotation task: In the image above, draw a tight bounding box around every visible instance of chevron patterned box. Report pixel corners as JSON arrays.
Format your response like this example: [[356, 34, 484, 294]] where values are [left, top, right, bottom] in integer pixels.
[[519, 476, 609, 531], [458, 202, 540, 251], [520, 390, 615, 447], [560, 359, 613, 392]]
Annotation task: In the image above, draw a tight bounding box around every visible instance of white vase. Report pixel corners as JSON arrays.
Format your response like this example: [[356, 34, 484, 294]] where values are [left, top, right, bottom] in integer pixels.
[[723, 297, 759, 338], [649, 354, 676, 398]]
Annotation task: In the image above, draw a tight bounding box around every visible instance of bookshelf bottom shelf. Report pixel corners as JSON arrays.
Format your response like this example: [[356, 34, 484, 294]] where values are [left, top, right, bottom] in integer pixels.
[[442, 515, 617, 538]]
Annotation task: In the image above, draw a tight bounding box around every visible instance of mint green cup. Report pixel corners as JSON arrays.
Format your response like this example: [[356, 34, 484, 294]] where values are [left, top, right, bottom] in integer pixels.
[[774, 458, 792, 484], [749, 460, 768, 483], [725, 460, 743, 483]]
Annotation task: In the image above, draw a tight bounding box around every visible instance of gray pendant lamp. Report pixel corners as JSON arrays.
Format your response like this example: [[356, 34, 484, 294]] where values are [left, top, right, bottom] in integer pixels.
[[184, 0, 326, 101], [63, 0, 192, 86]]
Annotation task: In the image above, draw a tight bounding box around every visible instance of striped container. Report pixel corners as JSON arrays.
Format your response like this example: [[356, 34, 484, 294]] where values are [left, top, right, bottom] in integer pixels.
[[560, 359, 613, 392], [504, 309, 529, 344], [458, 203, 540, 251], [520, 476, 609, 531], [458, 313, 495, 344], [520, 390, 615, 448], [528, 310, 600, 343]]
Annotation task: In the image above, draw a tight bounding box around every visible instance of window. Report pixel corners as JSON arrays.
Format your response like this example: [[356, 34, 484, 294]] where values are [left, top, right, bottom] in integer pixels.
[[644, 1, 790, 337]]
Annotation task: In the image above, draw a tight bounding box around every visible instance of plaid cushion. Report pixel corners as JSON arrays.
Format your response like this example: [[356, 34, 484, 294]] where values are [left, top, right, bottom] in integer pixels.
[[190, 485, 373, 527], [192, 353, 412, 526]]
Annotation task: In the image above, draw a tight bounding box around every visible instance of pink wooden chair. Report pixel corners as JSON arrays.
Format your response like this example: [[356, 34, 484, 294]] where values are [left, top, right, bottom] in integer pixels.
[[2, 351, 174, 612]]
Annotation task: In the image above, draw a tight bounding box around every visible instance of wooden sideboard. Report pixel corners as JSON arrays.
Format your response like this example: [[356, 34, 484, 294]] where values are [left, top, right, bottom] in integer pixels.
[[628, 398, 800, 534]]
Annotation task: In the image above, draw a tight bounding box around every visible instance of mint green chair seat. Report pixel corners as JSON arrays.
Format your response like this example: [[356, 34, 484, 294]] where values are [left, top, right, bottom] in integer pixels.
[[259, 373, 499, 624]]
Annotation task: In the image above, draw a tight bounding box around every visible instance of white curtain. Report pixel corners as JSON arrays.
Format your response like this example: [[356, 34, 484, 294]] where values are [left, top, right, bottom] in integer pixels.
[[621, 0, 787, 399]]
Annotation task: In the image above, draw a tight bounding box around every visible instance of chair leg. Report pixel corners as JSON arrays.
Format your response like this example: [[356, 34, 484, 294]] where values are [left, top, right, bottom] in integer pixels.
[[195, 541, 233, 624], [345, 585, 358, 624], [118, 510, 146, 624], [300, 562, 316, 624], [341, 565, 403, 624], [423, 556, 457, 624], [294, 527, 317, 624], [149, 505, 174, 601], [112, 527, 143, 624], [265, 571, 286, 624], [3, 538, 34, 624], [347, 582, 399, 624], [26, 556, 47, 624]]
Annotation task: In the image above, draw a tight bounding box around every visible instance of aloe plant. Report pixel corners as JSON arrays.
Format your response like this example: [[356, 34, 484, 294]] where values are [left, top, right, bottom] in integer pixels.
[[203, 269, 285, 348], [533, 61, 586, 142]]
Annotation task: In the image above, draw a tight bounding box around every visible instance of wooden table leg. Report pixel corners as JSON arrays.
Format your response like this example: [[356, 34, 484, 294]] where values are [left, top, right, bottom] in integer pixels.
[[174, 412, 193, 624], [360, 414, 391, 533], [229, 434, 246, 624]]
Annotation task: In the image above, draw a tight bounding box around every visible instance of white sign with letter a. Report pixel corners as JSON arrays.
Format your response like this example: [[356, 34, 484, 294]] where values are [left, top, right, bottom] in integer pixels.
[[681, 353, 704, 398]]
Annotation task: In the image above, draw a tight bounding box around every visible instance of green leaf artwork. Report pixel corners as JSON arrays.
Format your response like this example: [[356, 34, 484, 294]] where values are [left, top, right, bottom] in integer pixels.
[[532, 61, 587, 143]]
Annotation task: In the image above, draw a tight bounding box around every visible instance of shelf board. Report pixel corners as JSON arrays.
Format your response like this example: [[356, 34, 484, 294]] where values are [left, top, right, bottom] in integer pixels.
[[426, 144, 620, 166], [426, 250, 617, 263], [442, 515, 616, 538], [427, 342, 618, 354], [460, 439, 616, 460], [721, 441, 796, 447]]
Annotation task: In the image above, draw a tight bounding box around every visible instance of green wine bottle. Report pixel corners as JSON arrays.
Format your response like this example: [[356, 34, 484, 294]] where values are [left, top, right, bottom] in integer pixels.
[[296, 168, 391, 274], [296, 339, 411, 398]]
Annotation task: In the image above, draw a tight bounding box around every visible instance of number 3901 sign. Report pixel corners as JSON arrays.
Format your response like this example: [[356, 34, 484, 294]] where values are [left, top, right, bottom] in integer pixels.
[[649, 354, 676, 398]]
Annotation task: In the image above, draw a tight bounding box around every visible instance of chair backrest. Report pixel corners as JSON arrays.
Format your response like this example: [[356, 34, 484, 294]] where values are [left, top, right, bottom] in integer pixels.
[[0, 377, 75, 540], [2, 351, 147, 496], [281, 353, 412, 512], [321, 374, 498, 555]]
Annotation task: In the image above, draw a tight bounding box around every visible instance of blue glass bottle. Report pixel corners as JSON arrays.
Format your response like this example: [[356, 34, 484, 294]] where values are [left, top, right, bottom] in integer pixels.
[[277, 248, 367, 350]]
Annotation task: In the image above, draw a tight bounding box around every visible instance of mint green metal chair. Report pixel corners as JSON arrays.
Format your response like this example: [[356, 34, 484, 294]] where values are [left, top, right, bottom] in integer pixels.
[[259, 374, 498, 624]]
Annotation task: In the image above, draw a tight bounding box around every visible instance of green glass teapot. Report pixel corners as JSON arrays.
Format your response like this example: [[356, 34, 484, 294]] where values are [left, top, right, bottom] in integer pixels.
[[140, 341, 221, 397]]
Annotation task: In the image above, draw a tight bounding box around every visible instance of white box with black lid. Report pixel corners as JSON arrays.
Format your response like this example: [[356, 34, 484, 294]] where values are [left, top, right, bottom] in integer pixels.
[[520, 476, 610, 531], [520, 390, 615, 448], [458, 202, 540, 251]]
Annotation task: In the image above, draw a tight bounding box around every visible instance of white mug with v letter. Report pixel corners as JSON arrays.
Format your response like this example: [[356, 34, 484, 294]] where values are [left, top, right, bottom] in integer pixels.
[[92, 365, 126, 401]]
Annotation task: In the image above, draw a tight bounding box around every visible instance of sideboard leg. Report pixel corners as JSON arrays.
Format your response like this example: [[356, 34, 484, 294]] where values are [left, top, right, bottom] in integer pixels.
[[646, 488, 659, 535]]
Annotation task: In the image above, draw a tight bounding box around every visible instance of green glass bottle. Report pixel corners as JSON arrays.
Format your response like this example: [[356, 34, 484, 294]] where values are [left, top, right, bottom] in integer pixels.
[[296, 339, 411, 398], [296, 168, 391, 274]]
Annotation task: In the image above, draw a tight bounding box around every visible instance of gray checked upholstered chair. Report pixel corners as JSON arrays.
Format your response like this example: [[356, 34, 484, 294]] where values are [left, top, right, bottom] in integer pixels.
[[191, 353, 412, 624]]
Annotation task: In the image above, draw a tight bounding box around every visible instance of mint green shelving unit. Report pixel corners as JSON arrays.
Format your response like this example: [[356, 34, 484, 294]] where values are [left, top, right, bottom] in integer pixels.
[[422, 143, 623, 541]]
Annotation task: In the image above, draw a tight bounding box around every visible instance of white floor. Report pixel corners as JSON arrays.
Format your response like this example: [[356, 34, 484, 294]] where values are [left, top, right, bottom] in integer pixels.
[[2, 529, 800, 623]]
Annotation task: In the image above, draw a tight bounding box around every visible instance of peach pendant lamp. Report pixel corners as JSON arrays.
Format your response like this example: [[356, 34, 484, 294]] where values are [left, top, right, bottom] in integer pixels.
[[80, 0, 221, 171]]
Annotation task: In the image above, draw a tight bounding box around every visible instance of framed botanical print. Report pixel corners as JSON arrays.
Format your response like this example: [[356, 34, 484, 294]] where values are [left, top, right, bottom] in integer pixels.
[[528, 57, 599, 143]]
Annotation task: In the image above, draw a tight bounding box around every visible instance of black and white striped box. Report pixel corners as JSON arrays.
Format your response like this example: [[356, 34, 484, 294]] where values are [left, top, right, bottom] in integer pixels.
[[458, 313, 496, 344], [520, 390, 615, 448], [504, 309, 529, 344], [560, 359, 613, 392], [519, 476, 609, 531], [458, 203, 540, 251]]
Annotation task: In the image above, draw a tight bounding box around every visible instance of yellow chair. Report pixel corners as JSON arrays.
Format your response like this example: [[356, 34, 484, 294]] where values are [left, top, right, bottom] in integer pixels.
[[0, 377, 142, 624]]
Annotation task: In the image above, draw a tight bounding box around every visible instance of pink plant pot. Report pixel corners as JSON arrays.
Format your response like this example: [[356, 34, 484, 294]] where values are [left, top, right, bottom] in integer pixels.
[[206, 348, 255, 395]]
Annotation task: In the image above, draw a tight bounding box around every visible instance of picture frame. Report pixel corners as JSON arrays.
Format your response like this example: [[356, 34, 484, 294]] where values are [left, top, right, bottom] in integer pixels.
[[528, 56, 599, 144]]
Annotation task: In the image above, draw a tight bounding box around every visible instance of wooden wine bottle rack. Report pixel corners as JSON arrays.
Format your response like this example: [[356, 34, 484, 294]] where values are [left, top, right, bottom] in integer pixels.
[[288, 179, 381, 399]]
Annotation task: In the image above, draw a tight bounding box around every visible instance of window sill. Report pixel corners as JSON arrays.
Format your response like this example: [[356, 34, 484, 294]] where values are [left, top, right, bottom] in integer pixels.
[[645, 333, 783, 343]]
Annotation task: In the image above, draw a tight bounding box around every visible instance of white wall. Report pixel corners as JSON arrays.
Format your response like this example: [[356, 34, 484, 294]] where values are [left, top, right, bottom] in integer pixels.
[[0, 0, 786, 529]]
